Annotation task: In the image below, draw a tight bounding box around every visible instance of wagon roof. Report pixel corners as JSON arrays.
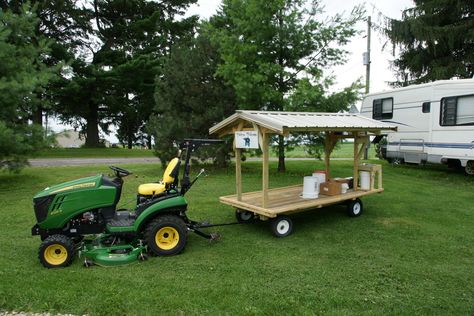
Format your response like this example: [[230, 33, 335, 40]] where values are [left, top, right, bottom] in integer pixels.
[[209, 110, 397, 135]]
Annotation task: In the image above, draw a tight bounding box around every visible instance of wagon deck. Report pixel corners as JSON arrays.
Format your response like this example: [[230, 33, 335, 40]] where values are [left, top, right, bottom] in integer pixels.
[[220, 185, 384, 218]]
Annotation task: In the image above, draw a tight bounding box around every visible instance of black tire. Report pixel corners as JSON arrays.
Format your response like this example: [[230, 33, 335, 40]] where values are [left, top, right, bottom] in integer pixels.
[[38, 234, 75, 268], [347, 198, 363, 217], [270, 216, 293, 238], [465, 161, 474, 176], [145, 215, 187, 256], [235, 209, 254, 223], [389, 157, 404, 165]]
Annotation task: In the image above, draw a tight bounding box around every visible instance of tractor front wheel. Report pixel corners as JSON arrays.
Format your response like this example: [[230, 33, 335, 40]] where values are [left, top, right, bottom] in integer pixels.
[[145, 215, 187, 256], [38, 234, 75, 268]]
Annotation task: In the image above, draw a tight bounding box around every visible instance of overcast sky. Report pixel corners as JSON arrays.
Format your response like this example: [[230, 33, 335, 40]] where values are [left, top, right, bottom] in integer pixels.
[[186, 0, 413, 93]]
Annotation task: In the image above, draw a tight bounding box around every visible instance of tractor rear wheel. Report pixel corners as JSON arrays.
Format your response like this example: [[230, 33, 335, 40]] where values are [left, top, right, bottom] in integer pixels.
[[38, 234, 75, 268], [145, 215, 187, 256]]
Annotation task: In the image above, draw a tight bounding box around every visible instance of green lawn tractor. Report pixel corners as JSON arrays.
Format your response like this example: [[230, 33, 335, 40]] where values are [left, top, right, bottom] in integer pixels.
[[31, 139, 222, 268]]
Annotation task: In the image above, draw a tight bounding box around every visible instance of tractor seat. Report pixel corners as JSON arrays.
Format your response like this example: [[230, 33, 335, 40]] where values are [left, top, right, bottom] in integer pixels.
[[138, 157, 180, 196]]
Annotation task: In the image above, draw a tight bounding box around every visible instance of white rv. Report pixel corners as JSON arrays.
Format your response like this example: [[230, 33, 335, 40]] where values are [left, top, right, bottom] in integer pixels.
[[360, 79, 474, 175]]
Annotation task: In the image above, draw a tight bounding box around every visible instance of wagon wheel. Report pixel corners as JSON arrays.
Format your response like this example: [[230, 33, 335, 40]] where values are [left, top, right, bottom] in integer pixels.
[[235, 209, 254, 223], [270, 216, 293, 237], [347, 198, 363, 217]]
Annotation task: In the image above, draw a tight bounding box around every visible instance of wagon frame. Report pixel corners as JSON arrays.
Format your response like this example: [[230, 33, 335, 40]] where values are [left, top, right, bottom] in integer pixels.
[[209, 110, 397, 236]]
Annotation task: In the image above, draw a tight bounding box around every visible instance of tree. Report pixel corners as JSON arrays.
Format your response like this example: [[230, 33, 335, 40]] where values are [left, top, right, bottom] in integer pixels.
[[47, 0, 197, 147], [288, 78, 362, 158], [383, 0, 474, 86], [149, 32, 237, 167], [209, 0, 363, 171], [0, 5, 57, 170]]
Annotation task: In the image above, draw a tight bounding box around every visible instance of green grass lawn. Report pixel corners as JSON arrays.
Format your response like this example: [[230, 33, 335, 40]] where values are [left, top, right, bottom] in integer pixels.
[[35, 147, 155, 158], [0, 161, 473, 315], [281, 142, 377, 159], [34, 142, 374, 159]]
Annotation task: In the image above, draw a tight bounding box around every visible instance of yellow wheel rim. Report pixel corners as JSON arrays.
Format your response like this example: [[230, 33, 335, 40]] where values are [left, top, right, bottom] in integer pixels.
[[155, 227, 180, 250], [44, 244, 68, 265]]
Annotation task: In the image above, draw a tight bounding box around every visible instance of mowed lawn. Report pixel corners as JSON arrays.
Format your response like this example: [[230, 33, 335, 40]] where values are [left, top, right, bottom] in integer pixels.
[[33, 142, 375, 159], [0, 160, 472, 315]]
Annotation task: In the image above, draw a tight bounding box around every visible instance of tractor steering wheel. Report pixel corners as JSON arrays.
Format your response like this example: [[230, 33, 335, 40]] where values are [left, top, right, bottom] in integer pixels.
[[109, 166, 132, 178]]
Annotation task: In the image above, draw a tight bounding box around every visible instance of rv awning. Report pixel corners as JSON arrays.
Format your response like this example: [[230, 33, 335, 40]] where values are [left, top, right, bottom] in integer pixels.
[[209, 110, 397, 135]]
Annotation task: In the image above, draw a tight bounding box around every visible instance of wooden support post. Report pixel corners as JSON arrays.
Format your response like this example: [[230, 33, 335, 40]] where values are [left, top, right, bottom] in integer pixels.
[[378, 168, 383, 189], [324, 132, 331, 179], [353, 133, 359, 191], [235, 148, 242, 201], [234, 122, 244, 201], [261, 131, 269, 208]]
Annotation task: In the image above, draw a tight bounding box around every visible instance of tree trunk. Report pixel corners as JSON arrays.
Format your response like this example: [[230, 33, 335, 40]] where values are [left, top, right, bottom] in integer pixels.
[[147, 135, 152, 150], [32, 108, 43, 126], [277, 134, 286, 172], [127, 133, 133, 149], [85, 103, 100, 147]]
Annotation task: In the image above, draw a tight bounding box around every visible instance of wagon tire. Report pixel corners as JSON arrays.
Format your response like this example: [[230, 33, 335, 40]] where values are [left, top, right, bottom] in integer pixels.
[[235, 210, 254, 223], [347, 198, 363, 217], [270, 216, 293, 237]]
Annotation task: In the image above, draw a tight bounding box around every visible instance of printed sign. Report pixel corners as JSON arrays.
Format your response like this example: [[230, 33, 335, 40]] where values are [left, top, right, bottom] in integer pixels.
[[235, 131, 259, 149]]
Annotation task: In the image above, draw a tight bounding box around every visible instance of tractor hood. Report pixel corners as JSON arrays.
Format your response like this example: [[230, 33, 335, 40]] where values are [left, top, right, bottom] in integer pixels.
[[34, 175, 102, 199]]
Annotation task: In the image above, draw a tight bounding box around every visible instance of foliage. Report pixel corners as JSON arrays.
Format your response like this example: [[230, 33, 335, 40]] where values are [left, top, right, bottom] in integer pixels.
[[54, 0, 198, 147], [149, 32, 236, 167], [0, 161, 473, 314], [0, 5, 57, 171], [209, 0, 364, 171], [375, 136, 388, 160], [383, 0, 474, 85], [288, 78, 363, 158]]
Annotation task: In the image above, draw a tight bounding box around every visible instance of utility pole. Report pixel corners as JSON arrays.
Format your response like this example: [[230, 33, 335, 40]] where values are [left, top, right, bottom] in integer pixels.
[[363, 16, 371, 160]]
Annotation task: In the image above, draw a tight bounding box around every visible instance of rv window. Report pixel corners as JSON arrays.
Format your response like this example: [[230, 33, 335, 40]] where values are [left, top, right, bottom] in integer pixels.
[[440, 95, 474, 126], [422, 102, 430, 113], [457, 95, 474, 125], [373, 98, 393, 120]]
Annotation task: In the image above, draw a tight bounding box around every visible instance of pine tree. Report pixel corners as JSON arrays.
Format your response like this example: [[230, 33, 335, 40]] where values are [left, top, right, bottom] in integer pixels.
[[0, 5, 57, 170], [149, 31, 236, 167], [384, 0, 474, 85]]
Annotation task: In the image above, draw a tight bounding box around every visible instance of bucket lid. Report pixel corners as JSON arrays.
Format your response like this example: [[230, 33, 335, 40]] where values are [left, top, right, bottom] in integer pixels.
[[313, 170, 326, 174]]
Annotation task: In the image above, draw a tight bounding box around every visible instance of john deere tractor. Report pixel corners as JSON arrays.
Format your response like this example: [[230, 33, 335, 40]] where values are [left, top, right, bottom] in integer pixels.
[[31, 139, 221, 268]]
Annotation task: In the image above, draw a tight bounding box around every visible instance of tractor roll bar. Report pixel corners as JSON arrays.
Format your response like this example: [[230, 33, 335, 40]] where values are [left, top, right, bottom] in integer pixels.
[[179, 139, 224, 195]]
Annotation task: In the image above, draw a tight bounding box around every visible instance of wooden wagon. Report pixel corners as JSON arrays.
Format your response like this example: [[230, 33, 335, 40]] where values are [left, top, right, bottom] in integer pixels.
[[209, 110, 397, 236]]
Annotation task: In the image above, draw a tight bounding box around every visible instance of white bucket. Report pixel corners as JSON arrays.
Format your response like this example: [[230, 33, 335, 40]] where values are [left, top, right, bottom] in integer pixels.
[[359, 171, 370, 190], [302, 176, 319, 199], [341, 183, 349, 194], [312, 170, 326, 184]]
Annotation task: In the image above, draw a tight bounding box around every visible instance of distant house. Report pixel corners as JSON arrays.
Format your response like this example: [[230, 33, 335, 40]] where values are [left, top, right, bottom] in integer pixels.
[[55, 130, 85, 148]]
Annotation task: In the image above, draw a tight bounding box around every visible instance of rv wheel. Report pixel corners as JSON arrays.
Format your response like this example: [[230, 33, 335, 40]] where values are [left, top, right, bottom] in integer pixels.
[[465, 161, 474, 175], [390, 158, 403, 165]]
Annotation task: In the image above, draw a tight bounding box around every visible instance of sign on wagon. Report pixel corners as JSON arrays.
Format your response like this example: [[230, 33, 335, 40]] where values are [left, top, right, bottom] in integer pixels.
[[235, 131, 259, 149]]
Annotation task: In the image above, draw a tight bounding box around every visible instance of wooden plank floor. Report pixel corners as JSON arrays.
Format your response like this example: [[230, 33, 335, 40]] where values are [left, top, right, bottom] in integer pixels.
[[220, 185, 383, 217]]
